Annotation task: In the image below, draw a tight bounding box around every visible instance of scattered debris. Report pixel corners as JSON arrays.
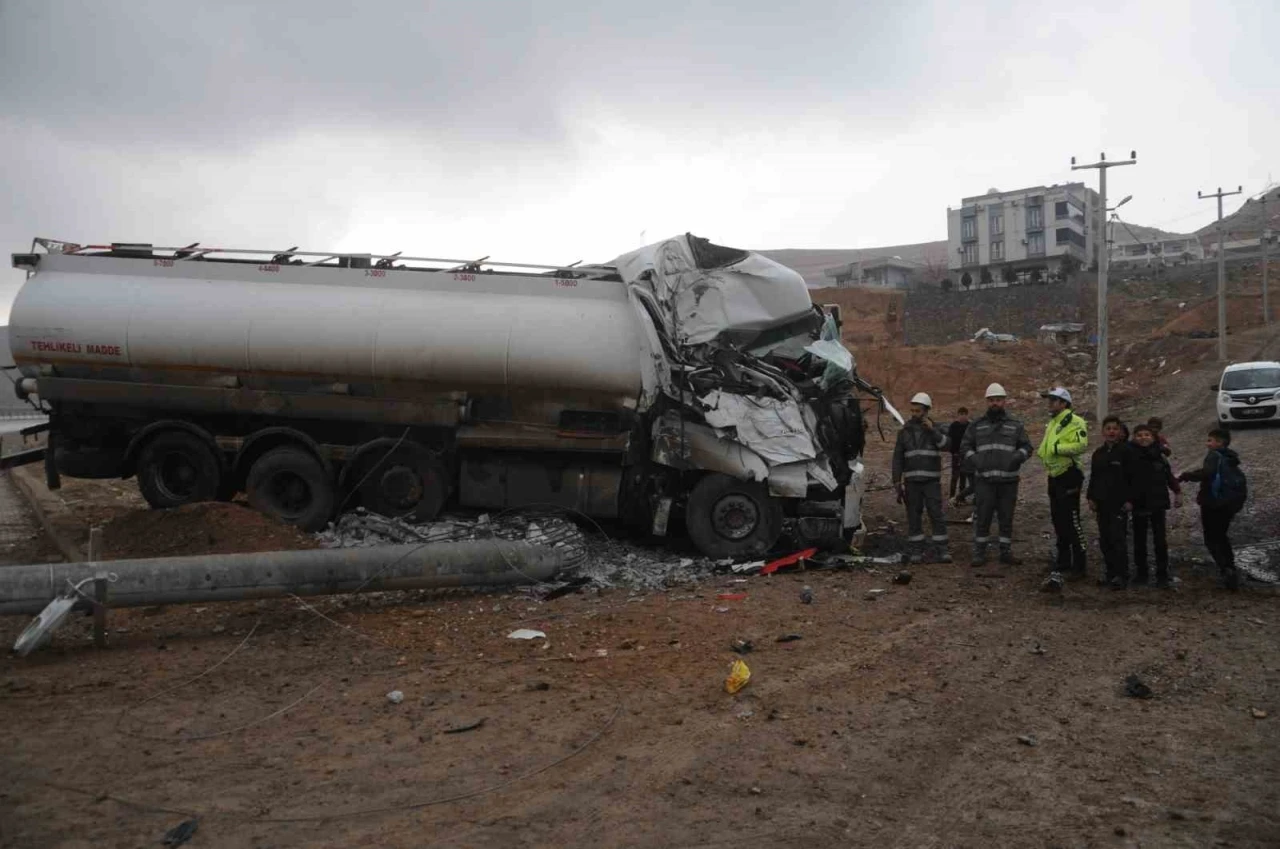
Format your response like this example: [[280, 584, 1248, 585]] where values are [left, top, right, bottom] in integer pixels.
[[619, 638, 639, 650], [800, 585, 814, 604], [1251, 708, 1268, 720], [526, 681, 551, 692], [1028, 643, 1047, 656], [865, 588, 886, 600], [731, 560, 765, 574], [595, 649, 609, 657], [892, 571, 912, 585], [386, 690, 404, 705], [1017, 734, 1038, 747], [749, 785, 763, 795], [541, 576, 591, 601], [730, 639, 754, 655], [973, 327, 1018, 344], [508, 629, 547, 641], [761, 548, 818, 576], [725, 659, 751, 694], [443, 718, 487, 734], [776, 634, 803, 643], [1124, 675, 1154, 700], [717, 593, 748, 601], [1040, 572, 1064, 593], [162, 818, 200, 847]]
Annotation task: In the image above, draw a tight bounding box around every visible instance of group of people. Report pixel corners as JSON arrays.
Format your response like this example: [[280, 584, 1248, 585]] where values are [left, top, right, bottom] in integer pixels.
[[891, 383, 1250, 590]]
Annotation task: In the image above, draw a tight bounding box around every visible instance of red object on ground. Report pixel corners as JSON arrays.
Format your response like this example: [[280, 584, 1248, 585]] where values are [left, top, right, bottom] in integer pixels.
[[716, 593, 748, 601], [760, 548, 818, 576]]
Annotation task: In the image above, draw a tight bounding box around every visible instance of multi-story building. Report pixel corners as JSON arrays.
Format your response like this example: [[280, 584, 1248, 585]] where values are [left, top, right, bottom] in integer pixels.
[[946, 183, 1102, 284]]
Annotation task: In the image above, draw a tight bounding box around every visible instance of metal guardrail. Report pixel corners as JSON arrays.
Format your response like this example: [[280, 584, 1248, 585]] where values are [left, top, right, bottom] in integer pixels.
[[0, 412, 47, 421]]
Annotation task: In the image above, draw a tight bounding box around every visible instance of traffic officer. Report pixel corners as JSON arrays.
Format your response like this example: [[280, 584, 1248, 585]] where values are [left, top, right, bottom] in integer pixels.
[[891, 392, 951, 564], [1036, 386, 1089, 578], [960, 383, 1033, 566]]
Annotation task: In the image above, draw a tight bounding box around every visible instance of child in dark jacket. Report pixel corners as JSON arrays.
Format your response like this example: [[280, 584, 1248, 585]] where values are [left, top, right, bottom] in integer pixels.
[[1178, 427, 1247, 590], [1087, 416, 1136, 589], [1129, 423, 1182, 588]]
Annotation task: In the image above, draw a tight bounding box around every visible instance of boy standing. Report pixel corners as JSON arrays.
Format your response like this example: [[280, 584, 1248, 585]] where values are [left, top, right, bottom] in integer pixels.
[[1146, 416, 1172, 457], [1178, 428, 1248, 590], [1130, 423, 1182, 588], [1086, 416, 1135, 589], [893, 392, 951, 564]]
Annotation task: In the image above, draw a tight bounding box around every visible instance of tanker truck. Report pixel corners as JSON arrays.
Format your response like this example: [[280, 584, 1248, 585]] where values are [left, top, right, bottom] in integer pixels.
[[7, 234, 899, 558]]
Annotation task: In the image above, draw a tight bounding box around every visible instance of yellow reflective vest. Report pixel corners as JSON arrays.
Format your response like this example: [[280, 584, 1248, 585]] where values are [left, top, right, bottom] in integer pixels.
[[1037, 409, 1089, 478]]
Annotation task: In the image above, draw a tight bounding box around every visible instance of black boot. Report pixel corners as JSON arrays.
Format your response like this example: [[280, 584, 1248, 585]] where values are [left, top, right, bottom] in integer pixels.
[[998, 548, 1021, 566]]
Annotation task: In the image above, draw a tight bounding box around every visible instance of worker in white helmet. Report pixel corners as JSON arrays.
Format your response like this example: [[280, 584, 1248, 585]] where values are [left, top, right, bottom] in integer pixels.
[[1036, 386, 1089, 579], [891, 391, 951, 564], [959, 382, 1033, 566]]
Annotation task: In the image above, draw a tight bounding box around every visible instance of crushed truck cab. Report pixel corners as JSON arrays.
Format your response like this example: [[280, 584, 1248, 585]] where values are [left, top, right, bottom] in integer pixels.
[[9, 234, 898, 558]]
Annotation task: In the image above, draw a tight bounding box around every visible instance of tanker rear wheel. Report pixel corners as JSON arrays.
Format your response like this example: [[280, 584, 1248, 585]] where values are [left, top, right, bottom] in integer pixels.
[[246, 448, 335, 532], [136, 431, 222, 509], [351, 442, 448, 523]]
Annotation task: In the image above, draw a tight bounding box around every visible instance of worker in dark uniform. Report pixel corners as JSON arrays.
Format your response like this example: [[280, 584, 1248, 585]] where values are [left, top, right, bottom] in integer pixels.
[[892, 392, 951, 564], [960, 383, 1033, 566], [1036, 387, 1089, 579]]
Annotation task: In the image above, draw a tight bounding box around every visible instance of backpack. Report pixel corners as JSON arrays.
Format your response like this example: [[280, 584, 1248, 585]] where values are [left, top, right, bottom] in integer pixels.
[[1209, 453, 1248, 509]]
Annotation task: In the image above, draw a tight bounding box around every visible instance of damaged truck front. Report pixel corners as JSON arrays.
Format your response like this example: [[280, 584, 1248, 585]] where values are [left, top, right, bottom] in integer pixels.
[[9, 234, 897, 559], [616, 235, 897, 557]]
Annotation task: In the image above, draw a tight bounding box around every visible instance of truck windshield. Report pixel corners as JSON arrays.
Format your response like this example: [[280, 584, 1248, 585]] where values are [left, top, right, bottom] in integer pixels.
[[1222, 367, 1280, 391]]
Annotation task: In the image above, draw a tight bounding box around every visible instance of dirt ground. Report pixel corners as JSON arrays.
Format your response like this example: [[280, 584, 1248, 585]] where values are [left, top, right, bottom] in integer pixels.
[[1, 302, 1278, 848]]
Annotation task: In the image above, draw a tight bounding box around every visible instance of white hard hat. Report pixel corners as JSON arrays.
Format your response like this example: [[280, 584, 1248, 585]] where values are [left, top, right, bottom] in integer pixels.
[[910, 392, 933, 408], [1040, 386, 1073, 404], [985, 383, 1008, 398]]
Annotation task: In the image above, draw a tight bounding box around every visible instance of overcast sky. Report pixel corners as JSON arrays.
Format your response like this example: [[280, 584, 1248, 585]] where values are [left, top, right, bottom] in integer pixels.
[[2, 0, 1276, 320]]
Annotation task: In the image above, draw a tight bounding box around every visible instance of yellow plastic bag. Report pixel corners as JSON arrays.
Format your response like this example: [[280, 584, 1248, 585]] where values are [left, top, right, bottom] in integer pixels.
[[724, 659, 751, 694]]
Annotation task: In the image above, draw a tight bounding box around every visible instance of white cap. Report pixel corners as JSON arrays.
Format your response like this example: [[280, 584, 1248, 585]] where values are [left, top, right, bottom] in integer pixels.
[[985, 382, 1008, 399], [910, 392, 933, 408], [1041, 386, 1072, 404]]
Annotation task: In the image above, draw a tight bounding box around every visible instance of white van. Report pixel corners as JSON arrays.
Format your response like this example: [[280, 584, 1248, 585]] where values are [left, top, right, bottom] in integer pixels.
[[1215, 361, 1280, 423]]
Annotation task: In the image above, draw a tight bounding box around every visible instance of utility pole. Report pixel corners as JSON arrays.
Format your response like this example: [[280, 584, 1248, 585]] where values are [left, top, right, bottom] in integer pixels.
[[1198, 185, 1243, 361], [1263, 192, 1272, 326], [1072, 150, 1136, 423]]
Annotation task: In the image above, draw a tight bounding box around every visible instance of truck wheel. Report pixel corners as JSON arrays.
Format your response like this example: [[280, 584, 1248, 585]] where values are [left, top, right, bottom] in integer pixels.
[[685, 473, 783, 559], [355, 443, 447, 523], [136, 431, 222, 509], [246, 448, 335, 532]]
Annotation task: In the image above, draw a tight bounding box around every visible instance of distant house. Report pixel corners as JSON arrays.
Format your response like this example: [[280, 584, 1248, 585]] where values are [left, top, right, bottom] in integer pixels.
[[822, 256, 921, 289]]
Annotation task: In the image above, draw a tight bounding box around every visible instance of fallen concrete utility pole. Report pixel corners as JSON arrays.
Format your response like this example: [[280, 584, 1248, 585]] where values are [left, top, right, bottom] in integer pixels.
[[0, 540, 566, 617]]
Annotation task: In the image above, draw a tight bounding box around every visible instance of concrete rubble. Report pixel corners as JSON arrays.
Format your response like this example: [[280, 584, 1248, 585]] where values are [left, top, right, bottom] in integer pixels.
[[317, 509, 722, 592]]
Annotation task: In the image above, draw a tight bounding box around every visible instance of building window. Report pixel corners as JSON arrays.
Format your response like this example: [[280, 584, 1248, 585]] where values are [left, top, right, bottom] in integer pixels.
[[1026, 205, 1043, 230], [961, 244, 979, 266], [1056, 228, 1086, 249], [1055, 201, 1068, 219], [1028, 233, 1045, 256], [961, 217, 977, 241], [989, 215, 1004, 237], [990, 240, 1004, 261]]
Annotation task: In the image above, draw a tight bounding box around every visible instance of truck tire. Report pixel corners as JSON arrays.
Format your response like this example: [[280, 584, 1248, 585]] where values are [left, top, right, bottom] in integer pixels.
[[246, 448, 335, 532], [136, 431, 222, 509], [353, 442, 448, 523], [685, 473, 783, 559]]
